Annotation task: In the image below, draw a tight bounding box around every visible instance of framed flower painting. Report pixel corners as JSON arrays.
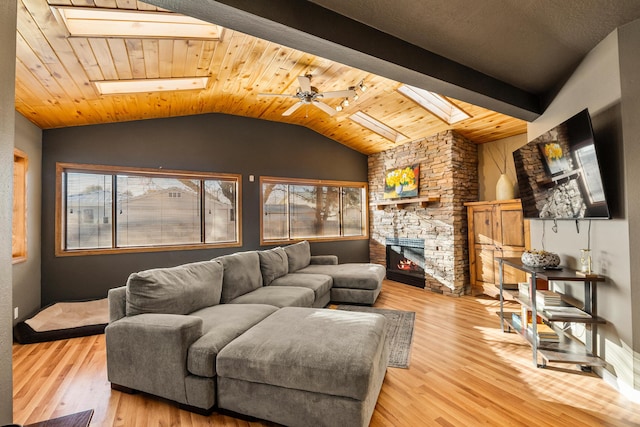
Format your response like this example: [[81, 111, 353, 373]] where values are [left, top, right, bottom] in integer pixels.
[[383, 164, 419, 199]]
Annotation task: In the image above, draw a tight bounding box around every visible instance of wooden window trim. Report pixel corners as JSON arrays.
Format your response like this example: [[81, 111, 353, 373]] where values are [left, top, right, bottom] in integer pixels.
[[55, 162, 242, 257], [259, 175, 369, 246], [13, 149, 28, 264]]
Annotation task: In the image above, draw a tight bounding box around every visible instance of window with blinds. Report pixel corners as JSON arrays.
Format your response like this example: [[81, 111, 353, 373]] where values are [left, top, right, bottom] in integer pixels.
[[260, 176, 368, 244], [56, 163, 241, 256]]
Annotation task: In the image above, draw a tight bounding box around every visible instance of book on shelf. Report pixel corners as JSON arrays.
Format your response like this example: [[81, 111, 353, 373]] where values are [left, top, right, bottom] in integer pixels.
[[528, 322, 560, 343], [515, 308, 560, 342], [518, 282, 529, 297], [521, 306, 542, 325], [536, 290, 564, 309], [543, 306, 592, 319], [511, 312, 522, 331]]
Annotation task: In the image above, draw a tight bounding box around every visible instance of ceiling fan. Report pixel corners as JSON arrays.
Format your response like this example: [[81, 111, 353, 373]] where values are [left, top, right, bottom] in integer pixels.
[[259, 75, 356, 117]]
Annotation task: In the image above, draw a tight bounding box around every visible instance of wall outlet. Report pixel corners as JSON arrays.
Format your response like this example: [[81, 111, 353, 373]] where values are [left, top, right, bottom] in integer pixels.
[[14, 307, 18, 320]]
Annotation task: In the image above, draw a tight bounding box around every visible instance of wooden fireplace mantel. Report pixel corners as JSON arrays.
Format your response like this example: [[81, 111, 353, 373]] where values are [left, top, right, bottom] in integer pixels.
[[371, 195, 441, 210]]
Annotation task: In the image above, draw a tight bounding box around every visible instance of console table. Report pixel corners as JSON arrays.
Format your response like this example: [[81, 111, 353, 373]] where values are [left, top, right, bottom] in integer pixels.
[[497, 257, 606, 369]]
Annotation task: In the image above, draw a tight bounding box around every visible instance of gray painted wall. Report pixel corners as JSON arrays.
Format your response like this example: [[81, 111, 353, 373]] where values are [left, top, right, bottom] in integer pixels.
[[41, 113, 369, 305], [13, 113, 42, 323], [618, 19, 640, 393], [0, 1, 16, 423], [526, 28, 639, 397]]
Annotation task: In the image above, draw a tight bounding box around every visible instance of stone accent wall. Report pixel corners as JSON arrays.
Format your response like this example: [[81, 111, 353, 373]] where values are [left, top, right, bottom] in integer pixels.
[[368, 130, 478, 296]]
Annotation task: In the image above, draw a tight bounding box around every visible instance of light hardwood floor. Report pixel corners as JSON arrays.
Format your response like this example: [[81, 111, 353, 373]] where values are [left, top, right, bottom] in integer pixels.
[[13, 280, 640, 426]]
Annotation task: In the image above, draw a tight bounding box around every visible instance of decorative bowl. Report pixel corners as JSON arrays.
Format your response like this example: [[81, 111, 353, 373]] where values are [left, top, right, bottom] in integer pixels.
[[521, 250, 560, 268]]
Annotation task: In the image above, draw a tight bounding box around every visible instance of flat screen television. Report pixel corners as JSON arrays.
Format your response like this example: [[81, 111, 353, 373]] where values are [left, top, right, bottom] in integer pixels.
[[513, 108, 610, 219]]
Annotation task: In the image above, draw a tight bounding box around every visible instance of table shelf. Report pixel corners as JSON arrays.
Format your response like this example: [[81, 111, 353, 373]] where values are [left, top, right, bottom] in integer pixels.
[[497, 257, 606, 368], [499, 312, 606, 367]]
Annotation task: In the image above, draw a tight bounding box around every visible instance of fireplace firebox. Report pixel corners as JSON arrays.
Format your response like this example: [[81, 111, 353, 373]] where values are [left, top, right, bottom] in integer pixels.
[[385, 238, 425, 288]]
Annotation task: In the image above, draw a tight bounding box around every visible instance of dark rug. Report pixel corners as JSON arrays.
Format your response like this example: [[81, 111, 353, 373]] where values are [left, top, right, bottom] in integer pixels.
[[24, 409, 93, 427], [336, 305, 415, 368]]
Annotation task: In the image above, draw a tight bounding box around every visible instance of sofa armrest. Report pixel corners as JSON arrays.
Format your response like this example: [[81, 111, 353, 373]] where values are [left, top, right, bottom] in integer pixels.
[[105, 313, 203, 404], [108, 286, 127, 322], [310, 255, 338, 265]]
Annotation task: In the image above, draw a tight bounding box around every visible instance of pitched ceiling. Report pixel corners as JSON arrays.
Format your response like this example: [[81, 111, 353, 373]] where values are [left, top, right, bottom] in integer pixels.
[[15, 0, 530, 155], [143, 1, 640, 122]]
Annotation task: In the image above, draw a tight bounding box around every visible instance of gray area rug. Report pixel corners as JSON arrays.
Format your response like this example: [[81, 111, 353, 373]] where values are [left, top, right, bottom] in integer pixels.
[[336, 305, 415, 368]]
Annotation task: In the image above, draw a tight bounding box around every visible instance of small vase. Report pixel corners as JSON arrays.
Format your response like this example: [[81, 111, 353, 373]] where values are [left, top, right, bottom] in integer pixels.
[[496, 173, 515, 200], [395, 184, 403, 195], [580, 249, 592, 274]]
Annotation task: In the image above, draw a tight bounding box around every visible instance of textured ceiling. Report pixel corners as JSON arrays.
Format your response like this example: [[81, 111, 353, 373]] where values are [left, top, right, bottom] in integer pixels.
[[310, 0, 640, 94]]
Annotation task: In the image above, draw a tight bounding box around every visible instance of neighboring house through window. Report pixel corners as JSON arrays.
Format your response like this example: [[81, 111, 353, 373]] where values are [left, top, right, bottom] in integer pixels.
[[56, 163, 241, 256]]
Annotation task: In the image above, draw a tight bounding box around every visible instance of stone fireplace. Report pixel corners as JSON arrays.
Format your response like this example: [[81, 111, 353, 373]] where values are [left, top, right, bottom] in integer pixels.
[[368, 130, 478, 296]]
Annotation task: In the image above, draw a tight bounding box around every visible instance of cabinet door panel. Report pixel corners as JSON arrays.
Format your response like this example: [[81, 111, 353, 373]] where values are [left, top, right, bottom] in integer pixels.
[[473, 210, 494, 245], [474, 245, 495, 285], [500, 209, 525, 247]]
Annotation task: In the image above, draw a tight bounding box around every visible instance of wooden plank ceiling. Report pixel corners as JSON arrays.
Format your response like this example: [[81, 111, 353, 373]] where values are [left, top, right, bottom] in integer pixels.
[[15, 0, 527, 155]]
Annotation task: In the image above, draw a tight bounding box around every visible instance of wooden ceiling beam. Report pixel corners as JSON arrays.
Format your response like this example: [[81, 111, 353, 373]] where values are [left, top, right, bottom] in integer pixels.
[[142, 0, 542, 122]]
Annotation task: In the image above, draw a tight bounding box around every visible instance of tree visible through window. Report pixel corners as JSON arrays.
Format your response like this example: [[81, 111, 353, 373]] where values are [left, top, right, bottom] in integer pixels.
[[261, 177, 367, 244], [57, 163, 241, 255]]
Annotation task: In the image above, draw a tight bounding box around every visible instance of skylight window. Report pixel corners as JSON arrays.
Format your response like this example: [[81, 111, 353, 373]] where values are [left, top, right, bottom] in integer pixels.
[[52, 7, 223, 40], [93, 77, 209, 95], [397, 85, 471, 124], [349, 111, 407, 143]]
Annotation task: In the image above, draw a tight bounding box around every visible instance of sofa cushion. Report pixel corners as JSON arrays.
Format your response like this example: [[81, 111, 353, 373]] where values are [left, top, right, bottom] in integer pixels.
[[227, 286, 315, 308], [258, 247, 289, 285], [187, 304, 279, 377], [297, 263, 385, 290], [270, 273, 332, 300], [126, 260, 224, 316], [218, 251, 264, 303], [284, 240, 311, 272]]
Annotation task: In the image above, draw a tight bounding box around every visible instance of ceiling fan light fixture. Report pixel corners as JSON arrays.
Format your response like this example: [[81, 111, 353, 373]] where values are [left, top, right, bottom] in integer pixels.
[[358, 81, 367, 92], [336, 105, 343, 112], [342, 98, 349, 107]]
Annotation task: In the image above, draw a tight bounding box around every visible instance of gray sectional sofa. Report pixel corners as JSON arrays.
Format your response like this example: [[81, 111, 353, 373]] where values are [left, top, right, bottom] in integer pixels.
[[105, 241, 388, 426]]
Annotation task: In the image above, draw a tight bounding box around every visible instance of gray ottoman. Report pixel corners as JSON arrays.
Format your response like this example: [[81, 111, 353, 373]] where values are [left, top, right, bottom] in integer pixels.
[[298, 263, 386, 305], [216, 307, 389, 427]]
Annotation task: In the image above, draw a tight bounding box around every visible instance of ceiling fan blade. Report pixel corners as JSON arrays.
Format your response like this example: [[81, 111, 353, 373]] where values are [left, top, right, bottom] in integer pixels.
[[312, 100, 337, 116], [298, 75, 312, 93], [282, 101, 304, 116], [319, 89, 356, 99]]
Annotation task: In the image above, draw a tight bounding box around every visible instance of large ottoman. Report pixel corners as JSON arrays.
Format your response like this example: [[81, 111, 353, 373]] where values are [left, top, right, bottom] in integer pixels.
[[216, 307, 389, 427], [298, 263, 386, 305]]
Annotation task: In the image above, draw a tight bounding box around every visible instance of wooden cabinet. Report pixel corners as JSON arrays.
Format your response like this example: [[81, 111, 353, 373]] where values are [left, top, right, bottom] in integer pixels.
[[465, 199, 530, 297]]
